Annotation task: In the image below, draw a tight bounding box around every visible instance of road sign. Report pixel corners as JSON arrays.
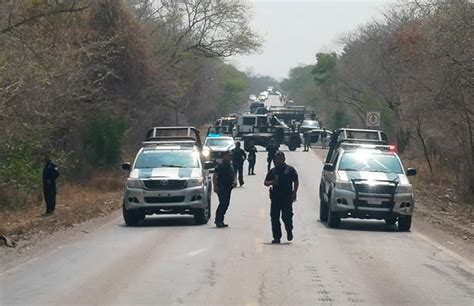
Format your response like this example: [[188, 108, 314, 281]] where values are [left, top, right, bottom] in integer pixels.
[[366, 112, 380, 127]]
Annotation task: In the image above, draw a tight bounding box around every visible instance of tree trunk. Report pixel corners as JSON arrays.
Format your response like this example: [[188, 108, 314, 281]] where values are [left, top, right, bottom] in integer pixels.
[[416, 116, 432, 174]]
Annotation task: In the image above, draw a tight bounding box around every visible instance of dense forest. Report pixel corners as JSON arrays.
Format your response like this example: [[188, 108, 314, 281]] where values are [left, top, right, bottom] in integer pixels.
[[281, 0, 473, 200], [0, 0, 261, 206]]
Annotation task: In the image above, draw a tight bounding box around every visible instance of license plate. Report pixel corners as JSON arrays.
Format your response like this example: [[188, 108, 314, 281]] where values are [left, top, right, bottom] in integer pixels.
[[366, 198, 383, 205]]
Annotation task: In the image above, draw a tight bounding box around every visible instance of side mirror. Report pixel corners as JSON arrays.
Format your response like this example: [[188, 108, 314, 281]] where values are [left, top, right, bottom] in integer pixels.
[[323, 163, 334, 172], [121, 162, 131, 171], [204, 161, 215, 170], [406, 168, 417, 176]]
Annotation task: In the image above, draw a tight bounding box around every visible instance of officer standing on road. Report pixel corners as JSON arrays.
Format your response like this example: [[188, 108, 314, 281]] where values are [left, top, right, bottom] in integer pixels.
[[264, 151, 299, 244], [247, 142, 257, 175], [266, 138, 279, 172], [303, 131, 311, 152], [213, 151, 236, 228], [42, 157, 60, 216], [231, 141, 246, 187], [321, 128, 328, 149]]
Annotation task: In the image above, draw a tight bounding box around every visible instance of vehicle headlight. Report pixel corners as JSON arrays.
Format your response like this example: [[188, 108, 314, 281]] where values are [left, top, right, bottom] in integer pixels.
[[202, 149, 211, 158], [126, 179, 142, 189], [335, 180, 353, 191], [397, 185, 413, 194], [188, 177, 204, 187]]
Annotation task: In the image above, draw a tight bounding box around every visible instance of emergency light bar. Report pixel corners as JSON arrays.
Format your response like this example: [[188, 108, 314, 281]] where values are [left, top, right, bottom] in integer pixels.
[[340, 143, 393, 152]]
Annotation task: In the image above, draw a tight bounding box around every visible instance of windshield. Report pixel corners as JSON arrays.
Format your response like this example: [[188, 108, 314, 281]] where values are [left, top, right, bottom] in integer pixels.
[[205, 138, 234, 147], [303, 120, 320, 127], [135, 151, 200, 169], [338, 151, 403, 174]]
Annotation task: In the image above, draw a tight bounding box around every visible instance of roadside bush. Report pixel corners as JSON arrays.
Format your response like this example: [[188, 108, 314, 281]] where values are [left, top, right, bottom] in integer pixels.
[[84, 117, 128, 168]]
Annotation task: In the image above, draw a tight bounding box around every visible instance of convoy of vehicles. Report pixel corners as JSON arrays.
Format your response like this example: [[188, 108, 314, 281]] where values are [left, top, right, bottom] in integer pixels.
[[123, 89, 416, 232], [319, 128, 416, 231], [121, 127, 214, 226]]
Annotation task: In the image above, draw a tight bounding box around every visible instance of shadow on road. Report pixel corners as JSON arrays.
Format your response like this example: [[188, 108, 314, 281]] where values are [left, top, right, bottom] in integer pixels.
[[321, 219, 402, 233], [119, 216, 199, 228]]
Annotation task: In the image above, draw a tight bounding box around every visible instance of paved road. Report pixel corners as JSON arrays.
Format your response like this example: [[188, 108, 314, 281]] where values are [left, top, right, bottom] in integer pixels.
[[1, 150, 473, 305]]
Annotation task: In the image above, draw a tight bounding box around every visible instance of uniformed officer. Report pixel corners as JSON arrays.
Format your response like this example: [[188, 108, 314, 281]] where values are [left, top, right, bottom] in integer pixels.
[[266, 138, 279, 172], [303, 131, 311, 152], [264, 151, 299, 243], [231, 141, 246, 186], [247, 142, 257, 175], [213, 151, 236, 228], [42, 157, 60, 216]]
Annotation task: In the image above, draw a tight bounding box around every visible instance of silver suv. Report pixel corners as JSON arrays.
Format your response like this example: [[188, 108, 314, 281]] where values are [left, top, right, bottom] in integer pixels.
[[319, 143, 416, 231], [121, 127, 214, 226]]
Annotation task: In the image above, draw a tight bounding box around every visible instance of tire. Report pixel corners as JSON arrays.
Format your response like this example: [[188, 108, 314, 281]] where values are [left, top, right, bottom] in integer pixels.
[[385, 217, 397, 225], [288, 144, 297, 151], [319, 201, 328, 222], [319, 185, 328, 222], [327, 195, 340, 228], [122, 204, 144, 226], [398, 215, 412, 231], [194, 198, 211, 225]]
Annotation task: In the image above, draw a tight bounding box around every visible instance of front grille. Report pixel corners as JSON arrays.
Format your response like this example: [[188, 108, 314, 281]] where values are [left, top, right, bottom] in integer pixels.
[[354, 183, 396, 194], [144, 196, 185, 203], [143, 179, 187, 190]]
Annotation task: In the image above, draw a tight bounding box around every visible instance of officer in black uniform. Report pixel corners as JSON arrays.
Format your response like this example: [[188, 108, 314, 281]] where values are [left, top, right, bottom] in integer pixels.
[[231, 141, 246, 186], [42, 157, 60, 216], [213, 151, 236, 228], [247, 142, 257, 175], [266, 138, 279, 172], [264, 151, 299, 243]]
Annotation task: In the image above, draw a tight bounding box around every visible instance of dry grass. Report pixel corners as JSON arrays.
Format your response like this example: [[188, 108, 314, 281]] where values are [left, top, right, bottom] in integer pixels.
[[0, 171, 126, 239]]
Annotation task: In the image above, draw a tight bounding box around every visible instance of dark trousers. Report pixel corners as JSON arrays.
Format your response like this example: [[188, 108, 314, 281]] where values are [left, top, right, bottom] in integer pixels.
[[267, 157, 274, 172], [215, 188, 232, 224], [248, 159, 256, 174], [270, 197, 293, 240], [43, 185, 57, 213], [233, 163, 244, 185]]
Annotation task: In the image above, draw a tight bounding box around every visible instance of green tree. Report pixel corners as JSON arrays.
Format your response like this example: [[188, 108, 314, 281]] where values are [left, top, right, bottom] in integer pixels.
[[312, 52, 338, 86]]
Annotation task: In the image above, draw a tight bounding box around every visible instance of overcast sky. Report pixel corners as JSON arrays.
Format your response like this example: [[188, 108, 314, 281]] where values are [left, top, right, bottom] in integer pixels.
[[230, 0, 396, 79]]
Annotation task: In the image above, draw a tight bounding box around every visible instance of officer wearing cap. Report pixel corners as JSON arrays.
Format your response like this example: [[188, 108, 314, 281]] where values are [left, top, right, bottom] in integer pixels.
[[264, 151, 299, 243]]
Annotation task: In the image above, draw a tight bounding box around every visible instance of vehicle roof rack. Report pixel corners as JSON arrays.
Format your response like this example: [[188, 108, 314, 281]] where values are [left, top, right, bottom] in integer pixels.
[[145, 126, 202, 149], [325, 128, 389, 163]]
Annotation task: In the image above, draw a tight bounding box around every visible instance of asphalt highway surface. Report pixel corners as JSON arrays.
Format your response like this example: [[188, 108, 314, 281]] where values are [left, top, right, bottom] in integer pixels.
[[1, 148, 473, 305]]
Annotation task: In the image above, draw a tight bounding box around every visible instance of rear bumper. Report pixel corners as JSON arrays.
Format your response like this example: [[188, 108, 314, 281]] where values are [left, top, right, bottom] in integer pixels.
[[331, 188, 414, 219]]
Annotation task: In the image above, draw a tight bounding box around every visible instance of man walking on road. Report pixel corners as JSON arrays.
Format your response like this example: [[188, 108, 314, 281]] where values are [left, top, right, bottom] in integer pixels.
[[247, 142, 257, 175], [42, 157, 60, 216], [266, 138, 279, 172], [264, 151, 299, 244], [232, 141, 246, 186], [213, 151, 236, 228]]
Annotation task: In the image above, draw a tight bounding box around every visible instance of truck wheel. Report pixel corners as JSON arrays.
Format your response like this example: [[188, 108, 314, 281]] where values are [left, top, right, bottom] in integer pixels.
[[398, 215, 412, 231], [319, 186, 328, 222], [288, 144, 297, 151], [385, 217, 397, 225], [122, 204, 144, 226], [319, 200, 328, 222], [327, 195, 340, 228], [194, 198, 211, 225]]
